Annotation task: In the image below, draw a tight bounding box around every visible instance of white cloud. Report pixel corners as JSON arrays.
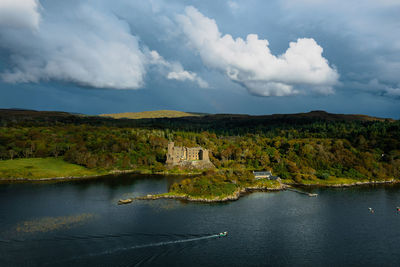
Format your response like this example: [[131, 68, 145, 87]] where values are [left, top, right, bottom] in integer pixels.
[[228, 1, 239, 12], [167, 70, 209, 88], [149, 50, 208, 88], [1, 4, 146, 89], [0, 2, 207, 90], [279, 0, 400, 91], [177, 6, 339, 96], [0, 0, 40, 30]]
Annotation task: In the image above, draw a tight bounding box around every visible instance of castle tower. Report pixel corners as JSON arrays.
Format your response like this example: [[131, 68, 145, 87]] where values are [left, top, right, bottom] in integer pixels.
[[166, 142, 174, 164], [203, 149, 209, 161], [200, 149, 209, 161], [168, 142, 174, 152]]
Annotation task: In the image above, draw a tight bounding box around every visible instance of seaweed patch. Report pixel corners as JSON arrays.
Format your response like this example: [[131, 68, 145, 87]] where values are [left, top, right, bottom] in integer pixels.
[[15, 213, 95, 233]]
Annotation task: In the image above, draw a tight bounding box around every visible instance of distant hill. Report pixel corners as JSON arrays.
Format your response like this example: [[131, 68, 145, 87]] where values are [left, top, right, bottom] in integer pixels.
[[251, 110, 393, 122], [0, 109, 395, 132], [99, 110, 200, 119], [0, 108, 76, 120]]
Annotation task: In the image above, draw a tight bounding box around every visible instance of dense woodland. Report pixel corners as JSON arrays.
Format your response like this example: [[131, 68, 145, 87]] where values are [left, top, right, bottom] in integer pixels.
[[1, 109, 399, 182]]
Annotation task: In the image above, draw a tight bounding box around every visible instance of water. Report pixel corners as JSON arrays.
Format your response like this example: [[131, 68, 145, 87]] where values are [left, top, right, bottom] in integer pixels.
[[1, 175, 400, 266]]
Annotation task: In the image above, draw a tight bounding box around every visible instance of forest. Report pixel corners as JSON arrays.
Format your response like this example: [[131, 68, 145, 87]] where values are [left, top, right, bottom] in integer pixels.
[[0, 109, 399, 184]]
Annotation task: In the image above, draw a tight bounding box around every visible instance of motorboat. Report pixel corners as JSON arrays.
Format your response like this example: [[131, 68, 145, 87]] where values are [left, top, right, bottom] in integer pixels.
[[368, 207, 374, 213], [218, 231, 228, 237]]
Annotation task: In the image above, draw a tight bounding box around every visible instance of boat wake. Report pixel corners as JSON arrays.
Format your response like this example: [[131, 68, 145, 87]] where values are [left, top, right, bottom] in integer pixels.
[[47, 233, 224, 265], [87, 233, 221, 256], [1, 232, 195, 243], [112, 233, 220, 252]]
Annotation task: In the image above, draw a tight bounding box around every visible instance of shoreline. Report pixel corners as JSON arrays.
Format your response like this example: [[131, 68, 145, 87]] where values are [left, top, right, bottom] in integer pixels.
[[1, 171, 397, 189], [285, 179, 399, 188], [0, 169, 202, 183], [121, 179, 400, 204], [0, 174, 108, 183], [127, 183, 287, 204], [133, 185, 285, 203]]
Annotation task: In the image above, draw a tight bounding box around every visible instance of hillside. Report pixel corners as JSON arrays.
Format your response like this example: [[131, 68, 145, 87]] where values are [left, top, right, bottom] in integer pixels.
[[0, 108, 399, 183], [0, 109, 392, 125], [0, 109, 396, 136], [99, 110, 200, 119]]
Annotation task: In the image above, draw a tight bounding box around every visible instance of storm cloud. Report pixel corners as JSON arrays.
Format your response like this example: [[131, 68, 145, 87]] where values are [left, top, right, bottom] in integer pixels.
[[0, 0, 399, 117], [0, 1, 204, 90]]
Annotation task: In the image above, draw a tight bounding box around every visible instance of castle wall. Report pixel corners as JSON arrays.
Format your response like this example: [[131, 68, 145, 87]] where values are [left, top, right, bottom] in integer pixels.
[[187, 147, 201, 160], [173, 146, 186, 161], [167, 142, 210, 164]]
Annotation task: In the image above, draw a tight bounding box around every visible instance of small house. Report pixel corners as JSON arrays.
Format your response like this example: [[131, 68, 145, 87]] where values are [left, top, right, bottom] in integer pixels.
[[253, 171, 278, 180]]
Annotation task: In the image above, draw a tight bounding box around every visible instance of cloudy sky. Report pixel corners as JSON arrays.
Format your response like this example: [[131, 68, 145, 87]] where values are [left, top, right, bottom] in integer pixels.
[[0, 0, 399, 118]]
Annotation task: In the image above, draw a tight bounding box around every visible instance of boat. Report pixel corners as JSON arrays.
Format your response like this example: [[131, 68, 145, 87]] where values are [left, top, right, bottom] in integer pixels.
[[118, 198, 133, 205], [218, 231, 228, 237], [368, 207, 374, 213]]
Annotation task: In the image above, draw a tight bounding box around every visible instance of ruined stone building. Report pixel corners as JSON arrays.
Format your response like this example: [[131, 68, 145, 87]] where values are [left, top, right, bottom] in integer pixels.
[[166, 142, 210, 165]]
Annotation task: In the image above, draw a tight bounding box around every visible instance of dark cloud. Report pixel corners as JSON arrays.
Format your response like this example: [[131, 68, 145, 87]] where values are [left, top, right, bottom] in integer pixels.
[[0, 0, 399, 117], [0, 0, 204, 90]]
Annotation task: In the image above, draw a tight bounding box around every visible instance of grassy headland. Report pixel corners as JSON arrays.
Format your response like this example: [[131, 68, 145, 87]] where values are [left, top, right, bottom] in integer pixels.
[[0, 158, 106, 181], [137, 170, 284, 202]]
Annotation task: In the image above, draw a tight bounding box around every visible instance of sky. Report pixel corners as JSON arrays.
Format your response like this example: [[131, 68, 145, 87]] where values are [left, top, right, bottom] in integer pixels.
[[0, 0, 399, 118]]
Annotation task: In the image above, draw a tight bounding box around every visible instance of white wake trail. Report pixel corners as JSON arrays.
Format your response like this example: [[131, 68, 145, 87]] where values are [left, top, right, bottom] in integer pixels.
[[52, 233, 222, 265]]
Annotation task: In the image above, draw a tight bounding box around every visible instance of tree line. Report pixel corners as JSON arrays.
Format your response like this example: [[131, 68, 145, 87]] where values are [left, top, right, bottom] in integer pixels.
[[1, 116, 399, 181]]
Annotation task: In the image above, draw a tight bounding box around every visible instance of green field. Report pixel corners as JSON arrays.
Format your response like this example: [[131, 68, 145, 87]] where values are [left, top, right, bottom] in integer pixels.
[[99, 110, 200, 119], [0, 158, 105, 180]]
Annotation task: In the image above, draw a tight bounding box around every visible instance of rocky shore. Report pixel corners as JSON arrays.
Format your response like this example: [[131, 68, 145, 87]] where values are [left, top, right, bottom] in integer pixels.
[[0, 174, 104, 183], [289, 179, 399, 188], [118, 179, 400, 204], [0, 169, 202, 183], [122, 183, 287, 204]]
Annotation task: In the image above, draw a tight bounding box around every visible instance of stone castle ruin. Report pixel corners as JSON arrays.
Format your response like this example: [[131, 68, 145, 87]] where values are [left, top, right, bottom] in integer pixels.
[[166, 142, 213, 169]]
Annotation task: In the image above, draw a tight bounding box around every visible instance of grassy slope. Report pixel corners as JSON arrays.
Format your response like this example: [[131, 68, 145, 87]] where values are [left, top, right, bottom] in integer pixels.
[[99, 110, 200, 119], [0, 158, 105, 180]]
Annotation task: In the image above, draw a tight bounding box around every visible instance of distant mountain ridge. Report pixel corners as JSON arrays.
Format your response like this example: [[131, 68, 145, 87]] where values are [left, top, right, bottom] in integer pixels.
[[99, 110, 200, 119], [0, 109, 395, 126], [247, 110, 392, 122]]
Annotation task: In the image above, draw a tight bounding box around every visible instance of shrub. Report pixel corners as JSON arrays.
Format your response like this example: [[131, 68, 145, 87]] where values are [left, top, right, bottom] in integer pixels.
[[316, 172, 330, 180]]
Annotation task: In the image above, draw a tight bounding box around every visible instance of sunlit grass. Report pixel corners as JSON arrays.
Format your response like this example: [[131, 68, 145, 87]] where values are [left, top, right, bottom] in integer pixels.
[[0, 158, 105, 180], [254, 179, 282, 189], [100, 110, 200, 119]]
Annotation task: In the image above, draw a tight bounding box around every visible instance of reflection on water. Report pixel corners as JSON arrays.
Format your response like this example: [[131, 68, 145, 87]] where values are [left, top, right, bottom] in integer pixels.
[[15, 213, 95, 234], [143, 198, 189, 211], [1, 174, 400, 266]]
